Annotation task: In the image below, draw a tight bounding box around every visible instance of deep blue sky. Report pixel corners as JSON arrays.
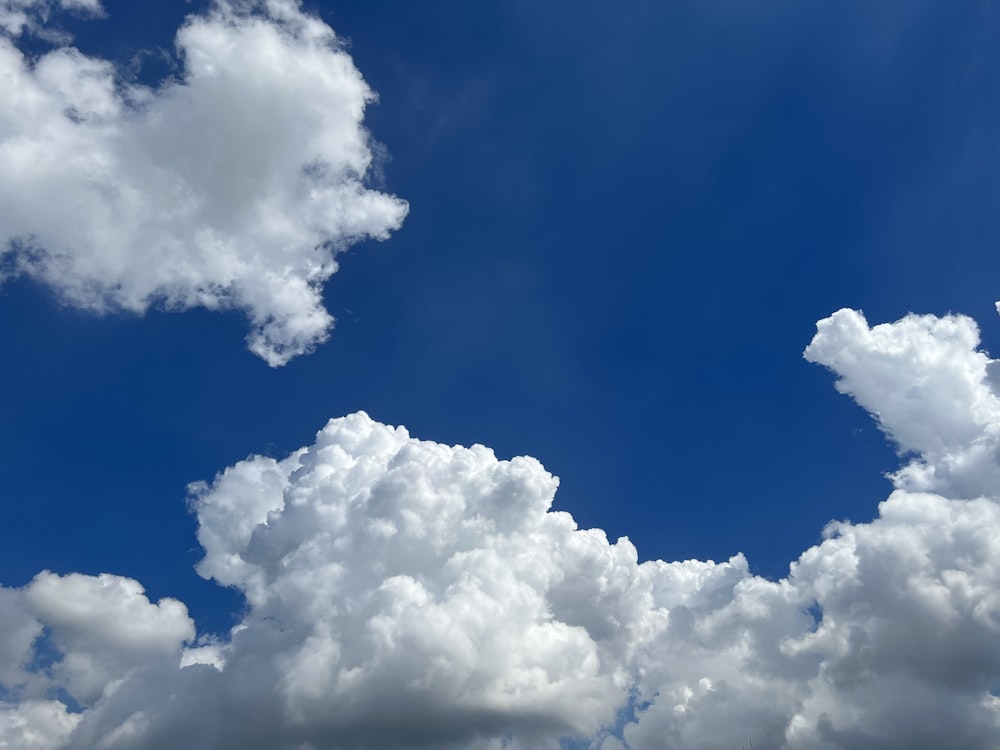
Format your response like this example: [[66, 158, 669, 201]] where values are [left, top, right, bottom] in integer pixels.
[[3, 0, 1000, 634]]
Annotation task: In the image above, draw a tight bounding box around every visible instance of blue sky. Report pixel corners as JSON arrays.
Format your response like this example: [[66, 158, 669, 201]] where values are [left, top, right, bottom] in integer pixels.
[[3, 2, 1000, 748]]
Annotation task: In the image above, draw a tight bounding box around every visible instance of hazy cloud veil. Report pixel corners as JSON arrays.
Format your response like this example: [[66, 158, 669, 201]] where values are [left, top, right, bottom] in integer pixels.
[[0, 0, 408, 365], [3, 2, 1000, 750]]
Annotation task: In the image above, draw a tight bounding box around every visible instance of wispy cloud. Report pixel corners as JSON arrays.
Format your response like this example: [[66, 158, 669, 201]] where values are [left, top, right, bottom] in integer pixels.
[[0, 0, 103, 38]]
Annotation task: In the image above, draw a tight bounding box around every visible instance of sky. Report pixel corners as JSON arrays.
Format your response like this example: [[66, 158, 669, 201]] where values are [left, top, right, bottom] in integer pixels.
[[2, 1, 1000, 748]]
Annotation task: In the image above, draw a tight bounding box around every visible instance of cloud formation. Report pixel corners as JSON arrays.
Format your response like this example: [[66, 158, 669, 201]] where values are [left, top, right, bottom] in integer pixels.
[[0, 0, 408, 365], [0, 572, 193, 748], [804, 308, 1000, 499], [0, 0, 102, 37], [3, 307, 1000, 748]]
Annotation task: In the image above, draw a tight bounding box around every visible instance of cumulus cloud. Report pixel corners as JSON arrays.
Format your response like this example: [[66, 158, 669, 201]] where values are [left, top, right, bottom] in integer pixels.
[[0, 572, 193, 749], [0, 0, 408, 365], [5, 307, 1000, 749], [804, 308, 1000, 498]]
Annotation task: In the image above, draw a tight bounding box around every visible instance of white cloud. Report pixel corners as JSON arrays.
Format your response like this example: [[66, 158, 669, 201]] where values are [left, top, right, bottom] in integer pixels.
[[0, 573, 192, 750], [0, 700, 80, 750], [23, 572, 195, 705], [0, 0, 408, 365], [0, 0, 102, 37], [7, 2, 997, 748], [804, 308, 1000, 499], [6, 301, 1000, 749], [620, 486, 1000, 750]]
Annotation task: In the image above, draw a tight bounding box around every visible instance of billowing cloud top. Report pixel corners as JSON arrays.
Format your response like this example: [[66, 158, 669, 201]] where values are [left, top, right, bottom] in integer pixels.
[[3, 306, 1000, 748], [804, 309, 1000, 499], [0, 0, 408, 365]]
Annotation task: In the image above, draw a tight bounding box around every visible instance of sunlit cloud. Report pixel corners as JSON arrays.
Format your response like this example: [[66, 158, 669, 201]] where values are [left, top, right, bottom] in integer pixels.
[[0, 0, 408, 365], [4, 306, 1000, 749]]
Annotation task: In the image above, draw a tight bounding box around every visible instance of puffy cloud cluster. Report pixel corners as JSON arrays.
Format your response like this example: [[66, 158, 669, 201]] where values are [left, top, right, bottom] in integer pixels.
[[0, 572, 193, 748], [5, 2, 998, 748], [4, 305, 1000, 749], [0, 0, 408, 365]]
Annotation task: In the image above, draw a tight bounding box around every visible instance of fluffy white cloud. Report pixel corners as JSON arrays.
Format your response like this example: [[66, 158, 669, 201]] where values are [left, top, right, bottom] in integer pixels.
[[0, 700, 80, 750], [621, 487, 1000, 750], [6, 307, 1000, 749], [0, 572, 192, 750], [23, 572, 195, 705], [0, 0, 408, 365], [804, 308, 1000, 499]]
